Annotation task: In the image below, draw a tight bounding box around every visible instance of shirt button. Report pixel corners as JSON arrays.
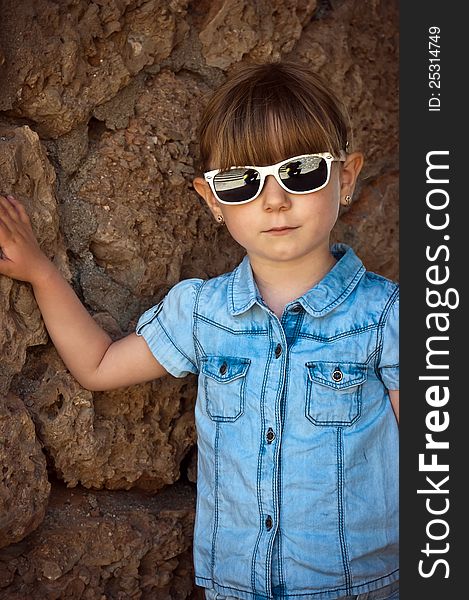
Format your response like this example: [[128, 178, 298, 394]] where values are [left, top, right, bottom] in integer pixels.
[[290, 303, 302, 313], [266, 428, 275, 443], [274, 344, 282, 359], [265, 515, 273, 530], [332, 368, 343, 382], [219, 362, 227, 375]]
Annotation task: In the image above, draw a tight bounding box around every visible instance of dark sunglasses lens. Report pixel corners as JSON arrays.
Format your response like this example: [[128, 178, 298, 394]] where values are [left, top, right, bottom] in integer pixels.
[[213, 168, 261, 203], [279, 156, 328, 192]]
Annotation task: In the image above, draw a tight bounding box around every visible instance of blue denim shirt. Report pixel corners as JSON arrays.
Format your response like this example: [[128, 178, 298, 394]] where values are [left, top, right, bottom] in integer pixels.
[[136, 243, 399, 600]]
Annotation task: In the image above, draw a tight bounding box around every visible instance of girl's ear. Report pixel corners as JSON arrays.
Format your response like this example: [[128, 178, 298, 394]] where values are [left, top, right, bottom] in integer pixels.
[[339, 152, 364, 205], [193, 177, 223, 220]]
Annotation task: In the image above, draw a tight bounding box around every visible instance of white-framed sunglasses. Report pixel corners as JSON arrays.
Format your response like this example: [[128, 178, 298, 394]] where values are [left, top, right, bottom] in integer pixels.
[[204, 152, 346, 205]]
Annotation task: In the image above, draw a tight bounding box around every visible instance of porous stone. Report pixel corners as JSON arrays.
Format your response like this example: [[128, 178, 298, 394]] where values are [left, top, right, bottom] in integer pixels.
[[0, 481, 195, 599], [332, 172, 399, 281], [0, 0, 190, 138], [198, 0, 318, 69], [0, 393, 50, 549], [0, 125, 70, 395], [11, 346, 197, 492], [67, 67, 245, 331]]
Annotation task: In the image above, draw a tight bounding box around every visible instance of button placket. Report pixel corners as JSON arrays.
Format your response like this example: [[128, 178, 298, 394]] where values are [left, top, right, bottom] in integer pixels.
[[257, 318, 285, 587]]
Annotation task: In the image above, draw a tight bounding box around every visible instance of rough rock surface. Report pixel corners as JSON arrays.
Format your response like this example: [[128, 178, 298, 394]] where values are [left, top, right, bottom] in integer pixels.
[[11, 346, 197, 492], [0, 393, 50, 549], [198, 0, 318, 69], [0, 126, 70, 396], [333, 172, 399, 281], [0, 482, 196, 599], [0, 0, 398, 596], [0, 0, 190, 139], [68, 68, 242, 328]]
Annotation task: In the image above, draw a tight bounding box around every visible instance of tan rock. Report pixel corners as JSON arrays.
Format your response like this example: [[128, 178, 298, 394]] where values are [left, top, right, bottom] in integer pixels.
[[0, 481, 195, 598], [12, 347, 197, 492], [0, 393, 50, 549], [0, 125, 70, 395], [333, 172, 399, 282], [0, 0, 190, 138], [198, 0, 318, 69], [289, 0, 399, 184], [69, 68, 244, 328]]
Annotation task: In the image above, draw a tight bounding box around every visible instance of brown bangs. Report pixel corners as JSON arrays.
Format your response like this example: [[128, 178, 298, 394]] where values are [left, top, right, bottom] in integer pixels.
[[198, 61, 350, 172]]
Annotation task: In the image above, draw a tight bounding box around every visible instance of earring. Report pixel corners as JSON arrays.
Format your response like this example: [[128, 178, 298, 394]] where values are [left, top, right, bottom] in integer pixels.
[[344, 195, 352, 205], [216, 215, 224, 224]]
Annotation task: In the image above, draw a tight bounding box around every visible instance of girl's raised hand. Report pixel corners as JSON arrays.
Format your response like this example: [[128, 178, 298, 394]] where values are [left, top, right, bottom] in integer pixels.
[[1, 193, 168, 390], [0, 194, 52, 284]]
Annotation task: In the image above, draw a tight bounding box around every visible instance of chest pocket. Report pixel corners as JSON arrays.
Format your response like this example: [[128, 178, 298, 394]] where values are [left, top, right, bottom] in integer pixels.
[[305, 361, 367, 426], [201, 356, 250, 422]]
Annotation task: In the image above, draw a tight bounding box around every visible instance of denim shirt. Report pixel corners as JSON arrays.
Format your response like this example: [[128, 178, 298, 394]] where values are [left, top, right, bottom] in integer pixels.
[[136, 243, 399, 600]]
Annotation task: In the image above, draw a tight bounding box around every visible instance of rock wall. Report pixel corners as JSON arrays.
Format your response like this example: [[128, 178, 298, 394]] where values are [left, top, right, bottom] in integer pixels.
[[0, 0, 398, 597]]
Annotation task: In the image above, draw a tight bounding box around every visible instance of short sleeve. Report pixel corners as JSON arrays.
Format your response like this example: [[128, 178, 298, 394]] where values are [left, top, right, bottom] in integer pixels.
[[377, 291, 399, 390], [136, 278, 203, 378]]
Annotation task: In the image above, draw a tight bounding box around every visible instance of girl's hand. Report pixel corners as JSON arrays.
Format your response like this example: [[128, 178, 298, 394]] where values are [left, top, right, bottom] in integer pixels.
[[0, 194, 52, 284], [1, 194, 167, 390]]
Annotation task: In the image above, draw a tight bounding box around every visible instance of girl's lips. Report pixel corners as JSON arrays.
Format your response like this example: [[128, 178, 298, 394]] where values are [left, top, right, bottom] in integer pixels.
[[263, 226, 299, 235]]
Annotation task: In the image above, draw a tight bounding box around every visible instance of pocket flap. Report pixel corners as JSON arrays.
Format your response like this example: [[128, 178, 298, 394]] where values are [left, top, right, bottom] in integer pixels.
[[306, 361, 367, 389], [201, 356, 250, 383]]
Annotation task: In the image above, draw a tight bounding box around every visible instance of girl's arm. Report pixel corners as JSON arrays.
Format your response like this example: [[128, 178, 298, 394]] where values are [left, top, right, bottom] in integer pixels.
[[388, 389, 399, 424], [0, 194, 167, 391]]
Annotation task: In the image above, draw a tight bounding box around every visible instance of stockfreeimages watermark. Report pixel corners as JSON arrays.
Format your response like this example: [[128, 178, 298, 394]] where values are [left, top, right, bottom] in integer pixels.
[[417, 150, 459, 579]]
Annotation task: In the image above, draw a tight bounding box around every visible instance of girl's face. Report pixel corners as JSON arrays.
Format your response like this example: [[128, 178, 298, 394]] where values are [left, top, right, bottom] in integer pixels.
[[194, 152, 363, 268]]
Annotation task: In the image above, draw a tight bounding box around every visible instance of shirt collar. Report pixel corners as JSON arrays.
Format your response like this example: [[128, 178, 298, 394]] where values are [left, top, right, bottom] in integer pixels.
[[228, 243, 366, 317]]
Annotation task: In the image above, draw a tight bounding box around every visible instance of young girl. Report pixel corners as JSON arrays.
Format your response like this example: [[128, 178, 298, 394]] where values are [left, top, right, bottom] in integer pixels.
[[0, 61, 399, 600]]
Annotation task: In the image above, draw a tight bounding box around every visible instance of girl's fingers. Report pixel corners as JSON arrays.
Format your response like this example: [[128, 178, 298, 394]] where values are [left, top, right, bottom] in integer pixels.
[[6, 195, 31, 225], [0, 222, 13, 248], [0, 195, 21, 223], [0, 201, 13, 234]]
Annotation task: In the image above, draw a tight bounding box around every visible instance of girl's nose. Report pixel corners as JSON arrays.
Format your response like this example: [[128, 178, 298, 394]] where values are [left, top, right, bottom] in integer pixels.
[[260, 175, 292, 211]]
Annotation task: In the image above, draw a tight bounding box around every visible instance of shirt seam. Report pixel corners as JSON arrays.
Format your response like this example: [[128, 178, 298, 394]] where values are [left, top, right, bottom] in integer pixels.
[[210, 422, 221, 580], [154, 316, 198, 371], [193, 278, 208, 370], [195, 312, 269, 335], [374, 287, 400, 383], [337, 427, 352, 592], [298, 323, 378, 342]]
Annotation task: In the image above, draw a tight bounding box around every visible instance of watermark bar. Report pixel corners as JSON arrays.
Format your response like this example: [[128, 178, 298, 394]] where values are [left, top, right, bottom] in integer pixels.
[[400, 3, 465, 597]]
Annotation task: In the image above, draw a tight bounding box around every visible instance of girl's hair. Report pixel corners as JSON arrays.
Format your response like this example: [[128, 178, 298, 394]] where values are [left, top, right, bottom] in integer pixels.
[[198, 60, 351, 172]]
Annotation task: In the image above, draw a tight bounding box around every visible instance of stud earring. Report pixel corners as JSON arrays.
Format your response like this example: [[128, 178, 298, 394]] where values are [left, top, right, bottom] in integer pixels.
[[216, 215, 224, 224], [344, 195, 352, 205]]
